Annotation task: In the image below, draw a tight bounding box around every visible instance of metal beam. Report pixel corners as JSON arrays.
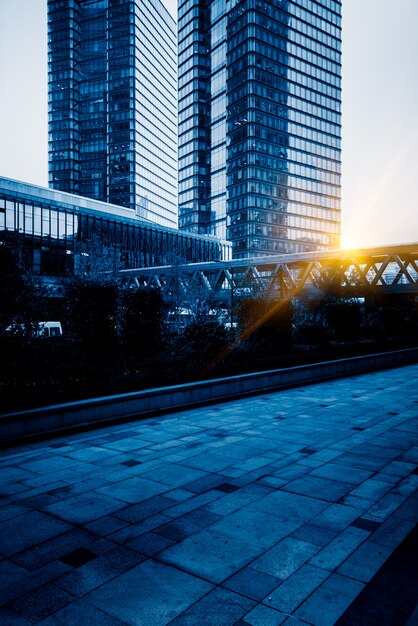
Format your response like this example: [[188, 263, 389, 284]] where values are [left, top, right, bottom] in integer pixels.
[[118, 243, 418, 301]]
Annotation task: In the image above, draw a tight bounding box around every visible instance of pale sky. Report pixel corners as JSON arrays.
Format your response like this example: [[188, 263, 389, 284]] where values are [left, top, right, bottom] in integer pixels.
[[0, 0, 417, 249]]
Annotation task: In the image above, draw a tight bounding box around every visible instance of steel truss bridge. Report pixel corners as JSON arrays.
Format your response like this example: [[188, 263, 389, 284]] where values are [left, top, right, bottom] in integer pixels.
[[119, 243, 418, 302]]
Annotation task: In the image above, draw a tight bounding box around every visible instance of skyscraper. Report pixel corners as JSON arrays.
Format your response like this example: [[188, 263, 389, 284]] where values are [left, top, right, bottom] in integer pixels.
[[178, 0, 342, 257], [48, 0, 178, 228]]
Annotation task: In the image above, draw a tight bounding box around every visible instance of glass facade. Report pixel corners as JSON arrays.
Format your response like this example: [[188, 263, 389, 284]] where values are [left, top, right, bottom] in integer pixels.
[[178, 0, 342, 257], [48, 0, 178, 229], [0, 177, 230, 278]]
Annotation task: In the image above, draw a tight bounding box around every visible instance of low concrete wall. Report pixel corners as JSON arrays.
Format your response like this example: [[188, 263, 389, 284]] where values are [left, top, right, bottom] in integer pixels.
[[1, 347, 418, 445]]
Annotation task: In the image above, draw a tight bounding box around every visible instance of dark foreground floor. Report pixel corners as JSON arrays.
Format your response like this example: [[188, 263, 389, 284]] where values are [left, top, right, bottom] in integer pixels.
[[0, 365, 417, 625]]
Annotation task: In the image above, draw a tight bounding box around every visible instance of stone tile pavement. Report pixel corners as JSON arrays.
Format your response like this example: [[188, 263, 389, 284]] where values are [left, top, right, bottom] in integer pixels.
[[0, 364, 417, 625]]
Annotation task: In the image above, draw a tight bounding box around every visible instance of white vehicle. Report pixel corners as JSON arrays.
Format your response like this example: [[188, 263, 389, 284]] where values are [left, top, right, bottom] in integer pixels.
[[37, 321, 63, 338], [5, 321, 63, 338]]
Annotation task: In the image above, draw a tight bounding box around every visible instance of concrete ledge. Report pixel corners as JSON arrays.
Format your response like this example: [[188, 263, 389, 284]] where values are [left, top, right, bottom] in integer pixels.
[[1, 347, 418, 445]]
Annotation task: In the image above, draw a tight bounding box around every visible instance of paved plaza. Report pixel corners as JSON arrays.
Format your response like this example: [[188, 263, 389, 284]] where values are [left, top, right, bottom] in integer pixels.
[[0, 364, 417, 625]]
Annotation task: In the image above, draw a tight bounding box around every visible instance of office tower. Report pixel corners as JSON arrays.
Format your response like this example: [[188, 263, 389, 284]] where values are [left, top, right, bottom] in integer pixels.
[[178, 0, 342, 257], [48, 0, 178, 228]]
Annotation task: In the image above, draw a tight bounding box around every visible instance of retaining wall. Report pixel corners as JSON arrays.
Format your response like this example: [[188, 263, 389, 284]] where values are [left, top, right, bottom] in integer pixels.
[[1, 347, 418, 445]]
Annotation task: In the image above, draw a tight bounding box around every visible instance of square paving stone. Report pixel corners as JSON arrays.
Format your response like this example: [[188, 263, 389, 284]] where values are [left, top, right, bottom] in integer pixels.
[[311, 464, 372, 485], [0, 607, 32, 625], [209, 508, 294, 551], [126, 531, 176, 555], [178, 507, 222, 528], [350, 479, 392, 501], [97, 476, 169, 504], [369, 515, 416, 548], [310, 503, 363, 533], [140, 464, 208, 487], [59, 547, 97, 568], [353, 445, 401, 462], [295, 573, 364, 625], [351, 517, 382, 532], [363, 493, 406, 522], [223, 567, 281, 601], [164, 488, 194, 502], [154, 517, 205, 542], [291, 523, 338, 547], [310, 526, 370, 572], [107, 513, 171, 544], [337, 541, 392, 582], [207, 486, 270, 517], [159, 528, 265, 583], [0, 467, 39, 486], [22, 456, 95, 476], [34, 600, 127, 625], [55, 546, 145, 597], [111, 495, 176, 523], [85, 559, 213, 625], [9, 583, 75, 623], [43, 492, 126, 524], [215, 483, 240, 493], [265, 563, 330, 613], [0, 511, 71, 557], [338, 494, 375, 514], [66, 447, 120, 463], [0, 561, 70, 607], [282, 476, 353, 503], [83, 515, 129, 537], [164, 490, 223, 518], [13, 528, 112, 571], [272, 465, 308, 482], [0, 560, 29, 589], [0, 503, 31, 523], [242, 604, 287, 625], [335, 453, 388, 472], [103, 439, 150, 452], [180, 452, 235, 472], [247, 490, 328, 528], [169, 587, 255, 625], [251, 537, 319, 580], [181, 474, 230, 494]]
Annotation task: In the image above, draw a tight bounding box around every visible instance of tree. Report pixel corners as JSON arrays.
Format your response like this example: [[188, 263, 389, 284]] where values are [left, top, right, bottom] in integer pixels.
[[72, 234, 119, 282], [160, 252, 224, 332]]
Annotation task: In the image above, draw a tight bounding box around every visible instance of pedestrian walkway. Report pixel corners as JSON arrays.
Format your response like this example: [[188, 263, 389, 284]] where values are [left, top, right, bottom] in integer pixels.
[[0, 364, 417, 625]]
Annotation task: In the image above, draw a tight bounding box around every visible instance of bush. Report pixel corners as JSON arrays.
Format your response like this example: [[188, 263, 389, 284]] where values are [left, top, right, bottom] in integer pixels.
[[64, 278, 119, 352], [369, 302, 418, 342], [293, 318, 331, 347], [173, 319, 230, 375], [323, 299, 363, 342], [121, 287, 165, 357], [236, 297, 292, 354]]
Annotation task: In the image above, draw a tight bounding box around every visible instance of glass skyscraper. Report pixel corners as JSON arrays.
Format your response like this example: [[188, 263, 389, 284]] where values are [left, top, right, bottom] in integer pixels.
[[178, 0, 342, 257], [48, 0, 178, 229]]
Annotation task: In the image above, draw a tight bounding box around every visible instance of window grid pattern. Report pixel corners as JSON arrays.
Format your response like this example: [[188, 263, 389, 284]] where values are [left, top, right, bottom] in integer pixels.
[[178, 0, 341, 257], [48, 0, 178, 228], [0, 181, 229, 277]]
